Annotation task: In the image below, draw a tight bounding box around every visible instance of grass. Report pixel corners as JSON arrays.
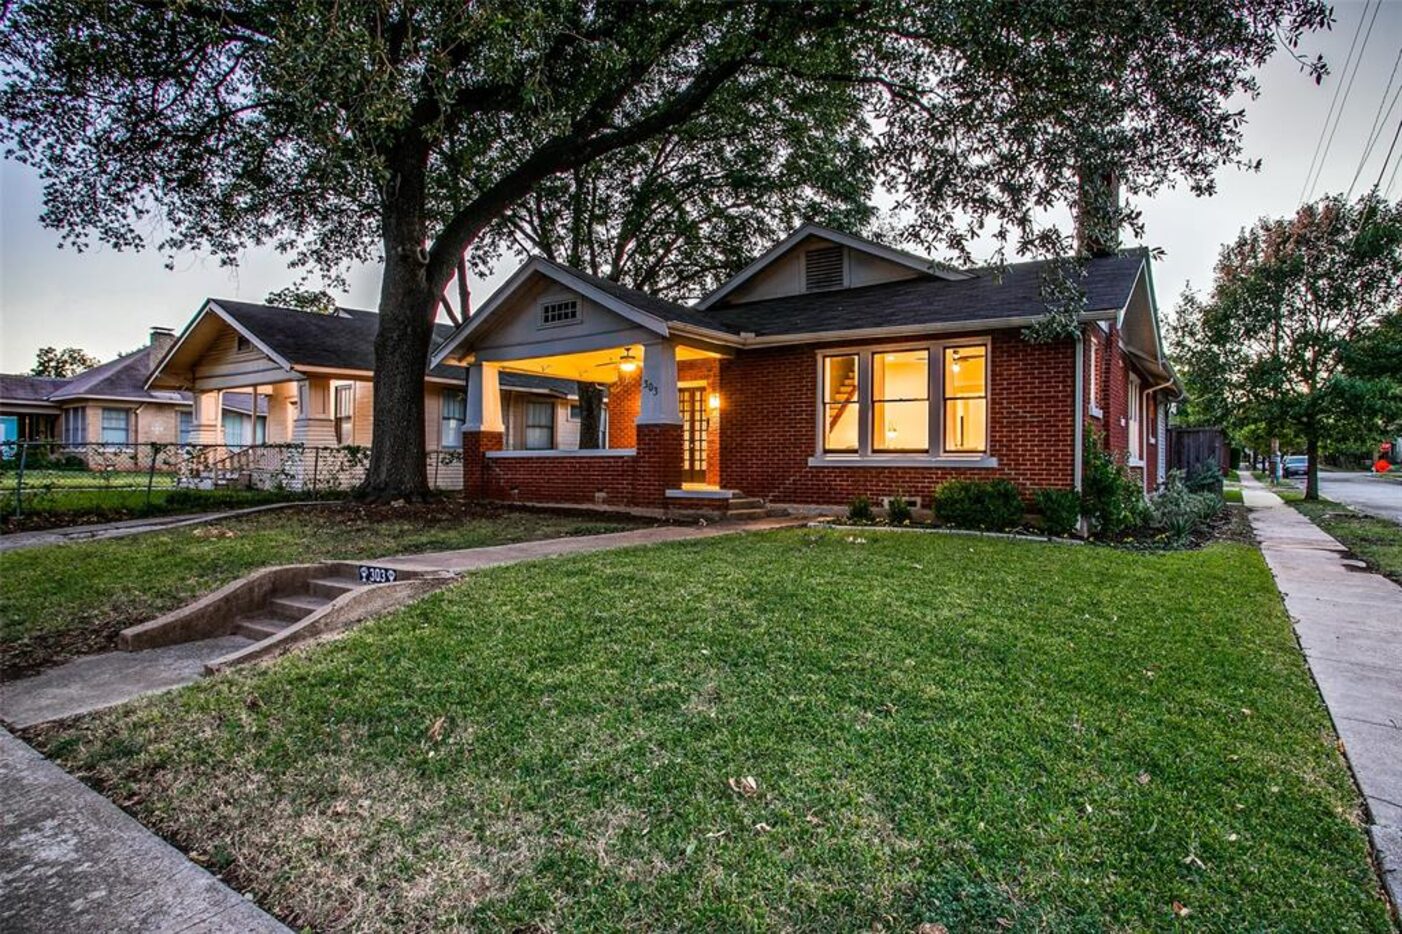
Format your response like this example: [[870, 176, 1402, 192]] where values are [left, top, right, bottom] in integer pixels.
[[1222, 487, 1243, 504], [0, 503, 641, 675], [1292, 498, 1402, 586], [31, 529, 1392, 932]]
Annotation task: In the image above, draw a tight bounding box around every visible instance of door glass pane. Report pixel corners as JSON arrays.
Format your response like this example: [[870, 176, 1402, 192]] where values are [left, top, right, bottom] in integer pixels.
[[873, 350, 928, 452], [823, 355, 859, 452], [943, 346, 987, 453]]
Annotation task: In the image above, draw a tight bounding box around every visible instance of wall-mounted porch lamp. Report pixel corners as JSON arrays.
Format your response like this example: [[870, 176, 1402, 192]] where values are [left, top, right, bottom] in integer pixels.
[[708, 392, 720, 410]]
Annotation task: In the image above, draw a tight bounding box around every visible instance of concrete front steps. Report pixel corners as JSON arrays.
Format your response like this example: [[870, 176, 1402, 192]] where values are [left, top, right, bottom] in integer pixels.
[[119, 561, 453, 673], [664, 488, 786, 521]]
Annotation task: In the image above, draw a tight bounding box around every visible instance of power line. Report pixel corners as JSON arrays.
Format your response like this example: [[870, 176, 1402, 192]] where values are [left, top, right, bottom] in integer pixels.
[[1385, 147, 1401, 198], [1299, 0, 1374, 203], [1372, 116, 1402, 194], [1345, 45, 1402, 198], [1305, 0, 1383, 201]]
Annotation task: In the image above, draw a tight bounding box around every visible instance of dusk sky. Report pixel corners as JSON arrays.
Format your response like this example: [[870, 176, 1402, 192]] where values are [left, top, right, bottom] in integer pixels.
[[2, 1, 1400, 373]]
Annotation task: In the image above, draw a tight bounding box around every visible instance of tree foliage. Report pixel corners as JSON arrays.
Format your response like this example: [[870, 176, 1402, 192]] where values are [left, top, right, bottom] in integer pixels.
[[31, 346, 100, 378], [1168, 194, 1402, 497], [1, 0, 1331, 496], [265, 287, 338, 315]]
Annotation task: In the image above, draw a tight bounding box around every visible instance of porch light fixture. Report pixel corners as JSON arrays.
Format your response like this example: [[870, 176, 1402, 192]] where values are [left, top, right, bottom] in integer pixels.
[[618, 346, 639, 374], [708, 392, 720, 410], [950, 349, 961, 373]]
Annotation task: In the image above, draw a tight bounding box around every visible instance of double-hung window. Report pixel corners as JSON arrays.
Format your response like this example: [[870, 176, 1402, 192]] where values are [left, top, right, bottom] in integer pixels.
[[1087, 336, 1102, 415], [178, 411, 193, 444], [62, 407, 86, 446], [101, 408, 131, 446], [334, 384, 354, 444], [1127, 375, 1142, 462], [817, 340, 990, 461], [524, 401, 555, 450], [441, 389, 465, 450]]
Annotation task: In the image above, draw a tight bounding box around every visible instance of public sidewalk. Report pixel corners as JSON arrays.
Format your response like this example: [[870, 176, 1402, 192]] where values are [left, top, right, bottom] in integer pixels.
[[0, 729, 289, 933], [1238, 471, 1402, 910]]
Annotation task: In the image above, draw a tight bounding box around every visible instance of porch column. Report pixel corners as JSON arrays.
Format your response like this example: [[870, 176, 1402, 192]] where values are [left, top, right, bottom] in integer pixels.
[[189, 390, 222, 445], [292, 377, 337, 446], [462, 363, 504, 498], [634, 342, 683, 505]]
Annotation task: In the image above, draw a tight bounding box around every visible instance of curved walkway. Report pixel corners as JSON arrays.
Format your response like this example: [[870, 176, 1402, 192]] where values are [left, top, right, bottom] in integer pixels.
[[1239, 472, 1402, 910]]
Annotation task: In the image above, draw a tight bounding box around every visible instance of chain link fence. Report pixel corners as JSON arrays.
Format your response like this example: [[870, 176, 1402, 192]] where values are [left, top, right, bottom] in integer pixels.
[[1, 441, 465, 521]]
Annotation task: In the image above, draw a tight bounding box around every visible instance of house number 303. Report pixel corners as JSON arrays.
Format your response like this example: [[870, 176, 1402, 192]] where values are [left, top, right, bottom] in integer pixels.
[[642, 378, 658, 396]]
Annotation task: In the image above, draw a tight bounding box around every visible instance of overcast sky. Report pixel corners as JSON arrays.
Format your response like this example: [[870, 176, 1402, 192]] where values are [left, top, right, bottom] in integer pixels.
[[2, 1, 1400, 372]]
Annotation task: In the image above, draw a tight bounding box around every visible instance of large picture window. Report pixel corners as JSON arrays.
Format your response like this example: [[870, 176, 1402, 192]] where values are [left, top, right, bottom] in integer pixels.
[[525, 400, 555, 450], [441, 389, 465, 450], [872, 350, 929, 452], [943, 345, 987, 454], [101, 408, 131, 446], [822, 354, 859, 452]]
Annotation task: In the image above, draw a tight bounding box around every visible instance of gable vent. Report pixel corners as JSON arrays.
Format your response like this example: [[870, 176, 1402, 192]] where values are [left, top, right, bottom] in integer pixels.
[[804, 246, 845, 291]]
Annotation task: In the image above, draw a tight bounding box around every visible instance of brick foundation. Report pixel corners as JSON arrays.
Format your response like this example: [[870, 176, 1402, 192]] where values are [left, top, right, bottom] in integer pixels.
[[461, 430, 503, 497], [486, 452, 635, 505], [634, 423, 684, 508]]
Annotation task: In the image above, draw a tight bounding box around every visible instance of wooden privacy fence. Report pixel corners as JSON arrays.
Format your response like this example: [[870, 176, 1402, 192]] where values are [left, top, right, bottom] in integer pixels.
[[1167, 427, 1230, 478]]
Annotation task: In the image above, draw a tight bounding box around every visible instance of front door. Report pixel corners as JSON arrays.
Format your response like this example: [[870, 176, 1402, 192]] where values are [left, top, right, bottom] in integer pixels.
[[680, 386, 708, 484]]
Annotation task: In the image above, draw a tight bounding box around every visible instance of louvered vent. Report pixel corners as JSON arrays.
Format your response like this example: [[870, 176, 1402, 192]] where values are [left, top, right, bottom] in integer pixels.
[[804, 246, 845, 291]]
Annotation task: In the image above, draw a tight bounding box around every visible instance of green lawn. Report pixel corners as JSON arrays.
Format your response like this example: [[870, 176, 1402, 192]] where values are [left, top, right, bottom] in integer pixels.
[[1222, 487, 1243, 504], [30, 529, 1391, 932], [1292, 498, 1402, 586], [0, 503, 639, 676]]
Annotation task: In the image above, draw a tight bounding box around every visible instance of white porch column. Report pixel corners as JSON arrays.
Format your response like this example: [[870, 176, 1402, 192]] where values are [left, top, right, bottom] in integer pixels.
[[636, 341, 681, 426], [189, 390, 222, 445], [292, 377, 337, 446], [464, 363, 504, 433]]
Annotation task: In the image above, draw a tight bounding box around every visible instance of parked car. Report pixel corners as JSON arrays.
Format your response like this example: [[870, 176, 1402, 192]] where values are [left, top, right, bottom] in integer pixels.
[[1282, 455, 1308, 478]]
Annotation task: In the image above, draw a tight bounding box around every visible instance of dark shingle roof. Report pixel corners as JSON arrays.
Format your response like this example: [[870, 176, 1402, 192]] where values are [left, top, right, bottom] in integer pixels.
[[535, 258, 731, 332], [209, 299, 580, 394], [701, 250, 1147, 337], [0, 374, 71, 403], [41, 348, 189, 404]]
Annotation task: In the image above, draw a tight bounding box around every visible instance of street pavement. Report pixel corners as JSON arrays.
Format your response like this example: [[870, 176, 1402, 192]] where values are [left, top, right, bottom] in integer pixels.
[[1287, 470, 1401, 524]]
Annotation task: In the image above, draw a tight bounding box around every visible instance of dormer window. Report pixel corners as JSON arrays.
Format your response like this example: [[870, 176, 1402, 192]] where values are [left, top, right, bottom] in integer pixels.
[[540, 299, 580, 327], [804, 246, 845, 292]]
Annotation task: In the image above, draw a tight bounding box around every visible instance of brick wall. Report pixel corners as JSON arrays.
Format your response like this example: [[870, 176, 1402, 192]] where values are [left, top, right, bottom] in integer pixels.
[[608, 372, 640, 449], [634, 423, 683, 507], [485, 452, 636, 505], [461, 430, 503, 497], [718, 329, 1077, 505]]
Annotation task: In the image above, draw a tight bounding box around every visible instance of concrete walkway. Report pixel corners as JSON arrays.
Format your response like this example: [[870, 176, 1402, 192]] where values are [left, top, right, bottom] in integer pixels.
[[1238, 472, 1402, 909], [0, 729, 289, 933], [0, 501, 327, 553]]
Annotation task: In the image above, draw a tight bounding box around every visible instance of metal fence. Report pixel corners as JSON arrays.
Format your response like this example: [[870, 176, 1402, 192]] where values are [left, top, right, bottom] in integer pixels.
[[1, 441, 465, 518]]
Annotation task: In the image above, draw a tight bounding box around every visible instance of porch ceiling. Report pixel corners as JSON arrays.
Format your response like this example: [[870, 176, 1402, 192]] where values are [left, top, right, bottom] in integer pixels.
[[496, 344, 721, 383]]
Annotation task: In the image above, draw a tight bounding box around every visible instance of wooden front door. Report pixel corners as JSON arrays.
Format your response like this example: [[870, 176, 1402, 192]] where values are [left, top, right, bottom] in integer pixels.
[[680, 386, 708, 484]]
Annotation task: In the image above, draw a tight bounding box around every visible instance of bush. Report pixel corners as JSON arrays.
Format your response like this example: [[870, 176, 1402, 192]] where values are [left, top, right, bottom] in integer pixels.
[[1081, 429, 1146, 536], [847, 495, 874, 523], [1185, 457, 1223, 494], [886, 493, 913, 525], [931, 479, 1024, 531], [1034, 488, 1081, 536], [1150, 470, 1223, 541]]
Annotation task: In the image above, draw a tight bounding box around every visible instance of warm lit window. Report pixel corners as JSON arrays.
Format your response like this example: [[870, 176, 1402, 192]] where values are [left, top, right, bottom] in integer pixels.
[[1128, 375, 1142, 461], [525, 400, 555, 450], [823, 354, 859, 452], [1088, 337, 1101, 412], [441, 389, 465, 449], [873, 350, 929, 452], [942, 346, 987, 453]]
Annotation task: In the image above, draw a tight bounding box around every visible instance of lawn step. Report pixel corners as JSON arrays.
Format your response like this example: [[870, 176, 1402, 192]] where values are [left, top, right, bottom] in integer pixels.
[[307, 577, 365, 600], [267, 593, 332, 621], [728, 497, 765, 511], [728, 507, 768, 521], [234, 616, 291, 641]]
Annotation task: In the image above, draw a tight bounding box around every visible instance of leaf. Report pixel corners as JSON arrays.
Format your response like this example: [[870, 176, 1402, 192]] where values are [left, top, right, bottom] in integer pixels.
[[427, 716, 445, 743], [753, 822, 772, 834], [728, 775, 759, 797], [916, 925, 949, 934], [1137, 771, 1151, 785], [1172, 901, 1192, 917]]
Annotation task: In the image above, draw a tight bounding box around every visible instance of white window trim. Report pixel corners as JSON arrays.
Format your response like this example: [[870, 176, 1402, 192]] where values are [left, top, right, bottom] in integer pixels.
[[538, 296, 581, 330], [808, 338, 998, 468], [1087, 336, 1103, 418], [1127, 374, 1143, 466], [441, 388, 465, 450]]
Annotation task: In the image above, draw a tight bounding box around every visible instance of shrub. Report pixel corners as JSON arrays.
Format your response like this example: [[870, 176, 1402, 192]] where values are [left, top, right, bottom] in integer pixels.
[[847, 495, 874, 523], [886, 493, 913, 525], [1034, 488, 1081, 536], [1150, 469, 1223, 541], [931, 479, 1024, 531], [1081, 429, 1146, 536], [1185, 457, 1223, 494]]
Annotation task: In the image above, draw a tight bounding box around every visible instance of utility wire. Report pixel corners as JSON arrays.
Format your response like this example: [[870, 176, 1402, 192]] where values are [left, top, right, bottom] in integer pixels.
[[1384, 147, 1401, 198], [1345, 45, 1402, 198], [1299, 0, 1373, 203], [1372, 117, 1402, 194], [1305, 0, 1383, 201]]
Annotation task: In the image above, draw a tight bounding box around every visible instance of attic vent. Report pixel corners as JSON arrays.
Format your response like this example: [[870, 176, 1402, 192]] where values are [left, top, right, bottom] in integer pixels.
[[804, 246, 845, 291], [540, 299, 580, 327]]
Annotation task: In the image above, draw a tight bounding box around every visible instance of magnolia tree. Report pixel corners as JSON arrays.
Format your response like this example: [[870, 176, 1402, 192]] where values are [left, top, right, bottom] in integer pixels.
[[1169, 194, 1402, 497], [1, 0, 1329, 499]]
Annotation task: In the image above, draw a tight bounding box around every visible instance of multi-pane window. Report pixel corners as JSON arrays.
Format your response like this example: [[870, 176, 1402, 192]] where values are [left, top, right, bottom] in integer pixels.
[[335, 384, 354, 444], [62, 407, 85, 446], [822, 354, 859, 452], [943, 346, 987, 454], [101, 408, 131, 445], [441, 389, 465, 450], [540, 299, 579, 327], [525, 400, 554, 450], [1127, 375, 1142, 461], [872, 350, 929, 452], [178, 411, 193, 444]]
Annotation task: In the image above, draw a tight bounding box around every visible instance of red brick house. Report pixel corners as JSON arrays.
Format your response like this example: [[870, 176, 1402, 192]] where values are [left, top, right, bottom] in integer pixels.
[[431, 224, 1180, 514]]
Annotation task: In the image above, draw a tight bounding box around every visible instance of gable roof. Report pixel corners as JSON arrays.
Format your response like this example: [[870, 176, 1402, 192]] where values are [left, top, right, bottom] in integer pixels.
[[700, 250, 1149, 340], [695, 223, 971, 311]]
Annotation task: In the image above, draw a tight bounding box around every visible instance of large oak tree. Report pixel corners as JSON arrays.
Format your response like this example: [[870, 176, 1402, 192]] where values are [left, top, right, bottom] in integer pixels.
[[1, 0, 1329, 498]]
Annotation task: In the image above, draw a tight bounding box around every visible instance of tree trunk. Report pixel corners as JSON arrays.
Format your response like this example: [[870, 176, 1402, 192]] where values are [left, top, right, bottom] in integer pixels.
[[360, 158, 437, 502], [576, 382, 604, 449], [1305, 430, 1320, 501]]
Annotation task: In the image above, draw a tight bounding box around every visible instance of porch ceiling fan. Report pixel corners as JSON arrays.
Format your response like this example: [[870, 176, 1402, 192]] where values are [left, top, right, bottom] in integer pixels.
[[592, 346, 639, 374]]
